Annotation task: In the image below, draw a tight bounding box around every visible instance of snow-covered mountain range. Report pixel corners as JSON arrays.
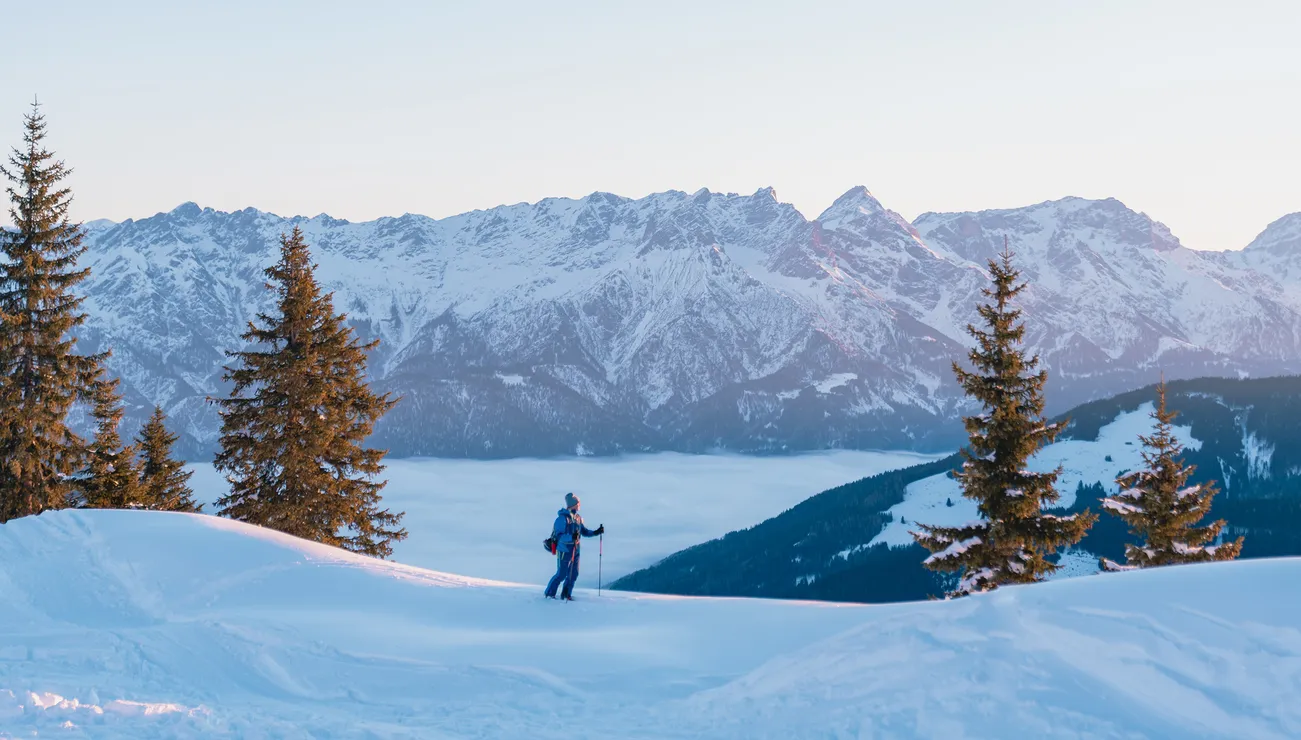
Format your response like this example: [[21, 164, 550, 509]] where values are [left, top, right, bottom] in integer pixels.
[[78, 189, 1301, 458]]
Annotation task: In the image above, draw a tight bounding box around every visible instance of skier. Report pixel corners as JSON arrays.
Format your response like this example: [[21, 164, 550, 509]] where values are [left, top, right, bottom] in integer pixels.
[[545, 492, 604, 601]]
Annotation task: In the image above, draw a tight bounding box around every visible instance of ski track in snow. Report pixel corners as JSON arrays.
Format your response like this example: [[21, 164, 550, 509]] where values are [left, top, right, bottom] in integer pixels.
[[1, 510, 1299, 738], [188, 450, 941, 584]]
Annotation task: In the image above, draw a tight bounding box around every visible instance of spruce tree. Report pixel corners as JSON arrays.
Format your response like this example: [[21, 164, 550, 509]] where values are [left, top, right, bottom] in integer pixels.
[[0, 102, 104, 522], [137, 405, 200, 512], [214, 227, 405, 557], [913, 246, 1096, 596], [1100, 382, 1243, 570], [75, 373, 143, 509]]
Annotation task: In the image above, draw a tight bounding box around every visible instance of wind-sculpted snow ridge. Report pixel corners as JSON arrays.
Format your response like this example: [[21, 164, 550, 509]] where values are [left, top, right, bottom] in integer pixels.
[[80, 190, 1301, 458], [0, 690, 209, 728], [1, 509, 1299, 738]]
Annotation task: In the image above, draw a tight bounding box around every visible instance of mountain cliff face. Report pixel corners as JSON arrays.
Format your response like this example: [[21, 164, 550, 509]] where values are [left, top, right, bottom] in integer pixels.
[[77, 189, 1301, 458]]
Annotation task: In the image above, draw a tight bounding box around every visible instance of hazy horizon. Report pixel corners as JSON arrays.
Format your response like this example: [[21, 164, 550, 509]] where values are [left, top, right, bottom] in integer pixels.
[[4, 1, 1299, 251]]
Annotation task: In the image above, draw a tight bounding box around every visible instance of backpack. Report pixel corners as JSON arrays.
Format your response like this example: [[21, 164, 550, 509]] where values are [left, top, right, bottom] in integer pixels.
[[544, 509, 578, 555]]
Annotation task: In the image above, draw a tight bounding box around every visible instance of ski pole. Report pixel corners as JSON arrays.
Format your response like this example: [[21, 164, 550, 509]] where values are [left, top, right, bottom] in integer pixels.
[[598, 533, 604, 596]]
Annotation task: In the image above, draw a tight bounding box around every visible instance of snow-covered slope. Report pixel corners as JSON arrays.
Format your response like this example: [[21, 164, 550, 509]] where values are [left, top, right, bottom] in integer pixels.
[[1, 510, 1298, 738], [873, 402, 1197, 540], [613, 376, 1301, 604], [868, 403, 1196, 575], [79, 191, 1301, 458]]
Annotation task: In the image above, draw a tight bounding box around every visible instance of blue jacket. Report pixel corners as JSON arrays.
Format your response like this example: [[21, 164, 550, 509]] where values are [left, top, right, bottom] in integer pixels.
[[552, 508, 598, 553]]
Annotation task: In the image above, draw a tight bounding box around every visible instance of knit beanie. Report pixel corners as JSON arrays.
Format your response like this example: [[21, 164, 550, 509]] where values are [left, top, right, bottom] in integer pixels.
[[565, 492, 580, 509]]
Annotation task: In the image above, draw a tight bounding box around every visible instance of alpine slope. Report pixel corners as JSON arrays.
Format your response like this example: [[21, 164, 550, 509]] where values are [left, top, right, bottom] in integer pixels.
[[2, 509, 1299, 738]]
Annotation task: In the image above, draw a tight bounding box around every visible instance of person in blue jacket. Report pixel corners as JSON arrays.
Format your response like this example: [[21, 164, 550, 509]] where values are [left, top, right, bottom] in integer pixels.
[[545, 492, 604, 601]]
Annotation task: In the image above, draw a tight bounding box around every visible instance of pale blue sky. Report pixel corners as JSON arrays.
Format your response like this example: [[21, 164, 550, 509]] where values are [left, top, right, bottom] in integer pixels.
[[3, 1, 1298, 250]]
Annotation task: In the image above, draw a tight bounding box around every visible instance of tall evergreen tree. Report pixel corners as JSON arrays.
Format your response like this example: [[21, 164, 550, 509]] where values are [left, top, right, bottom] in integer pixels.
[[75, 373, 143, 509], [137, 405, 200, 513], [913, 246, 1096, 596], [214, 227, 405, 557], [0, 102, 104, 522], [1101, 382, 1243, 570]]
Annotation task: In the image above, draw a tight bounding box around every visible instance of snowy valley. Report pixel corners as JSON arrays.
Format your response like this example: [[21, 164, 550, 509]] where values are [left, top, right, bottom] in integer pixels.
[[79, 191, 1301, 459], [185, 449, 939, 584]]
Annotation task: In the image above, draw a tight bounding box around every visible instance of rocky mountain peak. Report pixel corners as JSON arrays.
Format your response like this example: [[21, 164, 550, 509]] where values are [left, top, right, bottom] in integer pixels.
[[814, 186, 919, 245], [166, 201, 204, 220], [817, 185, 886, 220], [1245, 212, 1301, 254]]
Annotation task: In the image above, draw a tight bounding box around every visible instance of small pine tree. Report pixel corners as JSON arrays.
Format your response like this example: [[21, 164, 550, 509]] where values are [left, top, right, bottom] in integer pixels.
[[1100, 382, 1243, 570], [214, 227, 405, 557], [913, 245, 1096, 596], [0, 102, 104, 522], [75, 374, 143, 509], [137, 405, 200, 512]]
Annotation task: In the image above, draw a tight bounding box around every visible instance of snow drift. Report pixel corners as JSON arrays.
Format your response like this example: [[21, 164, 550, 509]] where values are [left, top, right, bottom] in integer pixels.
[[1, 509, 1298, 738]]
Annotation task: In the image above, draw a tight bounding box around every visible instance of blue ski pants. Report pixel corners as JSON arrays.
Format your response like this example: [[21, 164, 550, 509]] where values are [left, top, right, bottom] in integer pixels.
[[545, 548, 580, 598]]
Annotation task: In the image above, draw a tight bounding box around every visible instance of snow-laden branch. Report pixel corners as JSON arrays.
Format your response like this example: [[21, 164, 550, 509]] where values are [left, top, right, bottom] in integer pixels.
[[1102, 499, 1143, 516], [923, 536, 982, 565]]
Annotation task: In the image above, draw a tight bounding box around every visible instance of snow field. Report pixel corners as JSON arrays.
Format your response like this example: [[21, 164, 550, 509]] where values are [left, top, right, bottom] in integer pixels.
[[1, 510, 1299, 738], [187, 450, 942, 585]]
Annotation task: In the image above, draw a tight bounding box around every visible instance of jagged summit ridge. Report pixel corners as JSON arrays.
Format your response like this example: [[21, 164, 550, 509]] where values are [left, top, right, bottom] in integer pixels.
[[78, 188, 1301, 458], [1245, 212, 1301, 253]]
